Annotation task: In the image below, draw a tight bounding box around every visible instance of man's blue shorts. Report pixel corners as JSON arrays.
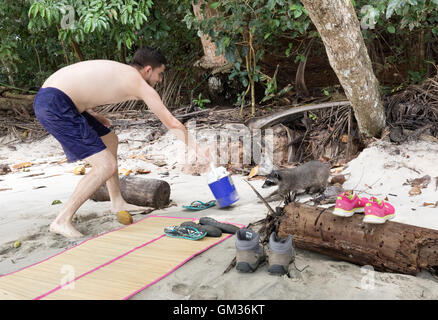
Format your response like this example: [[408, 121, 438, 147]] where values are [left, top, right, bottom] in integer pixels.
[[33, 87, 111, 163]]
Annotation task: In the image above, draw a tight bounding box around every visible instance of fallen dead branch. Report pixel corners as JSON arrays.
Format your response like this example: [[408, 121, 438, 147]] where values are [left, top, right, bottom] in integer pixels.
[[385, 72, 438, 138]]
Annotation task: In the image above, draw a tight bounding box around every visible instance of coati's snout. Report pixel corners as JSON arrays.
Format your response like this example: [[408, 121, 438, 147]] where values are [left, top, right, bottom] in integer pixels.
[[262, 171, 280, 188]]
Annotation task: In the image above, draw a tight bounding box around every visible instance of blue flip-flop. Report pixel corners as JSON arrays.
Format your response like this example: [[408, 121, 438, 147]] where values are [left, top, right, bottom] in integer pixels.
[[183, 200, 216, 211], [164, 225, 207, 240]]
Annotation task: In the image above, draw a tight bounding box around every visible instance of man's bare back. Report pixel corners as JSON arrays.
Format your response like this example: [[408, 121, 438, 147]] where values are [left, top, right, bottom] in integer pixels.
[[42, 60, 144, 113], [32, 48, 211, 239]]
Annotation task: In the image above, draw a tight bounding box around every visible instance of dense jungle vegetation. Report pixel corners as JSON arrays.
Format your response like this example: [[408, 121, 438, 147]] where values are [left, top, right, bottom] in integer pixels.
[[1, 0, 438, 108]]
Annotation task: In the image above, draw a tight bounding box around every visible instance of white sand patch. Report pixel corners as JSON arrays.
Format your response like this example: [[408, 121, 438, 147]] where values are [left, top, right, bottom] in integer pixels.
[[0, 128, 437, 299]]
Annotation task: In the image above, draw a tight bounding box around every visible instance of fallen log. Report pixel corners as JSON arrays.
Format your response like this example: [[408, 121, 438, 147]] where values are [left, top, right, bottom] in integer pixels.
[[0, 97, 34, 114], [278, 202, 438, 275], [90, 176, 171, 209], [2, 91, 36, 101]]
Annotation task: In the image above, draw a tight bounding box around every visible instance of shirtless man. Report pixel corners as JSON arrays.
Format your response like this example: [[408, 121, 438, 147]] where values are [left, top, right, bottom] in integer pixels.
[[33, 47, 210, 238]]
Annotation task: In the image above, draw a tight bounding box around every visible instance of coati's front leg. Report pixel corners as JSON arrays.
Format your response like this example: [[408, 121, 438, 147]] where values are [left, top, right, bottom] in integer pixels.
[[281, 190, 296, 205], [262, 189, 282, 202], [308, 186, 321, 193], [285, 192, 291, 205]]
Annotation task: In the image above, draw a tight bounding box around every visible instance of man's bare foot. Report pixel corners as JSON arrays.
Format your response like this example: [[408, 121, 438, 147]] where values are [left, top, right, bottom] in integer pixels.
[[111, 202, 155, 215], [50, 221, 84, 238]]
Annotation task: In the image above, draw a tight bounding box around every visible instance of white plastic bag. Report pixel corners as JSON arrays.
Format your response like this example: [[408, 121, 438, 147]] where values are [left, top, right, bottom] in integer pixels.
[[207, 163, 229, 184]]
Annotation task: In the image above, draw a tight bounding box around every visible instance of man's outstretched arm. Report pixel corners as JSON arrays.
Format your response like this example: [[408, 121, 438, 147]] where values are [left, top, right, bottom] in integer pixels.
[[134, 75, 210, 164]]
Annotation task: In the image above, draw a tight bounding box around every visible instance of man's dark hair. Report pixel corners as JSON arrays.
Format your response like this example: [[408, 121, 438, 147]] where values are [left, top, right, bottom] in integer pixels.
[[130, 46, 167, 69]]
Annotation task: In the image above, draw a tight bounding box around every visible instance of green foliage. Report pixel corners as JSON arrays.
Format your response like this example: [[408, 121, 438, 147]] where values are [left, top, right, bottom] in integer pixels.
[[308, 112, 317, 121], [408, 69, 427, 83], [1, 0, 438, 103], [28, 0, 153, 50], [356, 0, 438, 32], [0, 0, 199, 89], [192, 92, 211, 109], [0, 2, 28, 85], [356, 0, 438, 85], [183, 0, 311, 111]]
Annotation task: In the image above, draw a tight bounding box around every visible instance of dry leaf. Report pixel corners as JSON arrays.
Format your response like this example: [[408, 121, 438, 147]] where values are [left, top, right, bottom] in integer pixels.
[[13, 162, 32, 169], [423, 201, 438, 208], [341, 134, 349, 143], [0, 165, 11, 175], [409, 186, 422, 196], [119, 168, 132, 176], [21, 173, 45, 178], [248, 165, 259, 179], [330, 175, 346, 185], [34, 173, 62, 179], [153, 160, 167, 167], [135, 169, 151, 175], [130, 154, 148, 161], [330, 167, 344, 174], [407, 175, 431, 189]]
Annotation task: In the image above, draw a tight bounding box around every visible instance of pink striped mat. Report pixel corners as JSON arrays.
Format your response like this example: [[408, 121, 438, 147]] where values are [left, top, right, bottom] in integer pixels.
[[0, 215, 243, 300]]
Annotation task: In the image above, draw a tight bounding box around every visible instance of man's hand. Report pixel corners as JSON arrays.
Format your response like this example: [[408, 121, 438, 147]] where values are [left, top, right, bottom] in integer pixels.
[[196, 144, 213, 167], [181, 145, 213, 175]]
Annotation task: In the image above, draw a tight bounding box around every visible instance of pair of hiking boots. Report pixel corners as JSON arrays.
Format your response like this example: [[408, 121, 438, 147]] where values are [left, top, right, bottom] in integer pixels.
[[235, 228, 294, 275]]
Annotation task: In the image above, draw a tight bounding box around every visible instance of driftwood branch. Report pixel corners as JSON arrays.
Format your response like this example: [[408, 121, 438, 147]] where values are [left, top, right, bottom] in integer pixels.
[[244, 101, 351, 130]]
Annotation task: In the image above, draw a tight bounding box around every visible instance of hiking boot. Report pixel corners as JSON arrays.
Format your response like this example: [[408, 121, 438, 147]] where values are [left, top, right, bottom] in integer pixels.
[[363, 197, 395, 224], [199, 217, 240, 234], [267, 232, 294, 275], [235, 228, 265, 273], [180, 221, 222, 237], [332, 191, 367, 217]]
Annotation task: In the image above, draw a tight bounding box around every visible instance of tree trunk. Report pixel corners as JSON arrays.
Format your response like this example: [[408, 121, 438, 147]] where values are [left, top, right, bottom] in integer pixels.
[[301, 0, 386, 138], [278, 202, 438, 275], [121, 44, 127, 64], [71, 40, 84, 61], [90, 176, 171, 209], [192, 1, 228, 69]]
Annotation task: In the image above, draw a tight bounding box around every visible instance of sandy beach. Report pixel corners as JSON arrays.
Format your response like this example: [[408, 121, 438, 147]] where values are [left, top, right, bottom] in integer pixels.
[[1, 127, 438, 300]]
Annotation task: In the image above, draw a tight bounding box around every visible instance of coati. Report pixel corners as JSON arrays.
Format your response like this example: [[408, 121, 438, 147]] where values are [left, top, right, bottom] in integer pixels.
[[262, 160, 330, 203]]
